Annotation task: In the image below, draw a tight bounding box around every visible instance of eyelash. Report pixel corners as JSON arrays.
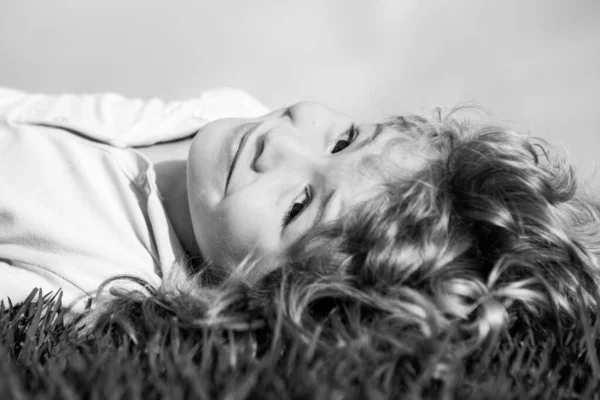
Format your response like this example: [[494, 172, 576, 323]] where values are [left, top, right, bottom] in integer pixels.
[[281, 124, 358, 229], [331, 124, 359, 154], [282, 186, 312, 228]]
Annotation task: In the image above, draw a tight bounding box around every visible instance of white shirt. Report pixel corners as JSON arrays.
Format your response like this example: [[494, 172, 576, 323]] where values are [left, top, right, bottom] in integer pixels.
[[0, 87, 269, 310]]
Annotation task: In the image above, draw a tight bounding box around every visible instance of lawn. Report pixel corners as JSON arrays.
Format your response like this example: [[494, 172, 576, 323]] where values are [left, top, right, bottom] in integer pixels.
[[2, 288, 599, 400]]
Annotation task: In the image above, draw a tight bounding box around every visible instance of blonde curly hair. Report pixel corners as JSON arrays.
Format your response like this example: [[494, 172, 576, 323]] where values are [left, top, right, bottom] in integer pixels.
[[260, 110, 600, 344]]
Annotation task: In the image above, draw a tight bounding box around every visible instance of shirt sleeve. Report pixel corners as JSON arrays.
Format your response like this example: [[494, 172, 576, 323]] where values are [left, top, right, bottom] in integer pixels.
[[0, 87, 270, 148]]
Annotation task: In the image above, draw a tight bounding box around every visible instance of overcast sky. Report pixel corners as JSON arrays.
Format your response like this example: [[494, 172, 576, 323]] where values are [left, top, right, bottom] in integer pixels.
[[2, 0, 599, 187]]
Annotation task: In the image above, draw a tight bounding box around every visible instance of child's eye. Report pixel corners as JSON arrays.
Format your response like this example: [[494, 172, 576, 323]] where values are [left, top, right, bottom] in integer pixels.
[[331, 124, 359, 154], [282, 186, 311, 228]]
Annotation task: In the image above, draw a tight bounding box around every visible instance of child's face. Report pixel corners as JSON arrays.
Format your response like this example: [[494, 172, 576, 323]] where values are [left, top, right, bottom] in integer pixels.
[[187, 102, 421, 270]]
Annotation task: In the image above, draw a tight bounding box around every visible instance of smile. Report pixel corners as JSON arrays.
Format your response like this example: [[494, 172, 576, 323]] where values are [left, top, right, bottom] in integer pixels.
[[224, 122, 259, 195]]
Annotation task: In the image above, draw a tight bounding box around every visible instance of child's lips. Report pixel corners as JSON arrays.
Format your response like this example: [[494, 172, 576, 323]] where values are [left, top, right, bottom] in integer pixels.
[[224, 122, 259, 196]]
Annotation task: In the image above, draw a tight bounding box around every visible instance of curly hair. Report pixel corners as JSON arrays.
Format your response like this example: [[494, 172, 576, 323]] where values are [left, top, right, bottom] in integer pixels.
[[74, 109, 600, 389], [263, 110, 600, 332]]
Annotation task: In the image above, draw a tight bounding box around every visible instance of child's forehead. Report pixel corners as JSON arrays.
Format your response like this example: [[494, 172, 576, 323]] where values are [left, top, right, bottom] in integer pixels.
[[356, 125, 426, 180]]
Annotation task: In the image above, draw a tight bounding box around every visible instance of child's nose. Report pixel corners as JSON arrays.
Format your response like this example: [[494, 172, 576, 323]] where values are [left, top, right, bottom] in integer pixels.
[[254, 125, 302, 172]]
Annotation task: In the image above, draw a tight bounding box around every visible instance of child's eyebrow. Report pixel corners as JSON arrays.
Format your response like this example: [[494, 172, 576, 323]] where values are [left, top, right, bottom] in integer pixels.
[[312, 190, 333, 229], [353, 123, 385, 153], [371, 123, 385, 142]]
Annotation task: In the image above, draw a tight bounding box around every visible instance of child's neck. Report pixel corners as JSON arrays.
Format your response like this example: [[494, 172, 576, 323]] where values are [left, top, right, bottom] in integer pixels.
[[153, 160, 201, 258]]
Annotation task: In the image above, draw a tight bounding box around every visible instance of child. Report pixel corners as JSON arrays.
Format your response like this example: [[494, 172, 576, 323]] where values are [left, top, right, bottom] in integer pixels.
[[4, 88, 600, 385], [0, 88, 425, 311], [80, 108, 600, 376]]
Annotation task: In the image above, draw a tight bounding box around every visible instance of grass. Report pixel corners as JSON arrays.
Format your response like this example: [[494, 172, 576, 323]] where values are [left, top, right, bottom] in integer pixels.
[[2, 288, 600, 400]]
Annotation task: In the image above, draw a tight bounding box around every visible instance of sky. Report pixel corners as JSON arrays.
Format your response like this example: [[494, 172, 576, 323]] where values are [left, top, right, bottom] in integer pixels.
[[2, 0, 599, 187]]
